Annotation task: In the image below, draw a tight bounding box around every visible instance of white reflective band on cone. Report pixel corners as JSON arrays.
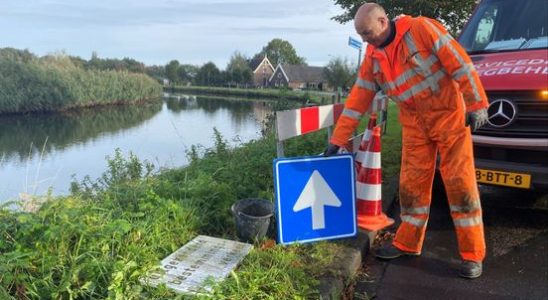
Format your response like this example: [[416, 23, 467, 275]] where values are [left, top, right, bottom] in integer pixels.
[[356, 182, 381, 201], [362, 152, 381, 169], [355, 150, 367, 163]]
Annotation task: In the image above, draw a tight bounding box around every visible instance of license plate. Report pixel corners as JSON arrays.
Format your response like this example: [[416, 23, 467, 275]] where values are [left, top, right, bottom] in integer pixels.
[[475, 168, 531, 189]]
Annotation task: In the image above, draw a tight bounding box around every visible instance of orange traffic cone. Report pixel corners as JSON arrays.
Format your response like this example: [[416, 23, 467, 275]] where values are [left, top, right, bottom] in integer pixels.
[[356, 126, 394, 231], [354, 113, 377, 171]]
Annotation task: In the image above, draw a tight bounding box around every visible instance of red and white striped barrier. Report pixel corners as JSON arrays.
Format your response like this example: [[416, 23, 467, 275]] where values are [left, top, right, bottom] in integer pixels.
[[368, 91, 388, 114], [354, 113, 377, 171], [276, 104, 344, 141], [356, 126, 394, 231]]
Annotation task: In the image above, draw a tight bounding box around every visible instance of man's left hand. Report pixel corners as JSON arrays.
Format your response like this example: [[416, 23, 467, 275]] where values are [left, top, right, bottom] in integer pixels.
[[466, 108, 488, 132], [323, 144, 340, 156]]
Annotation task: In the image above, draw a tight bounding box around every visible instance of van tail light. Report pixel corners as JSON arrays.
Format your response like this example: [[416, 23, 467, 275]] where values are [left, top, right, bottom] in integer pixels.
[[541, 90, 548, 100]]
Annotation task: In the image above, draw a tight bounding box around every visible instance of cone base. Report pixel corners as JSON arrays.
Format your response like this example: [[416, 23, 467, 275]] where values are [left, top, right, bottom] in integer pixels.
[[357, 213, 394, 231]]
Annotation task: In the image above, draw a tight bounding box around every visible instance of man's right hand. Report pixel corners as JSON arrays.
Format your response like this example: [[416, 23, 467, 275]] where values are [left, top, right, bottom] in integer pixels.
[[323, 144, 340, 156], [466, 108, 488, 132]]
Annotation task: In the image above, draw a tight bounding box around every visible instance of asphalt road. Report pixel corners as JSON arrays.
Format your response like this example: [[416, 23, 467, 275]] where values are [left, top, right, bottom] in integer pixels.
[[352, 185, 548, 300]]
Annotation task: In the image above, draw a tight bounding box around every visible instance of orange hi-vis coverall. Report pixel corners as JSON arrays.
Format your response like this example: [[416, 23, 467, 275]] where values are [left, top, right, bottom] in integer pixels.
[[331, 16, 489, 262]]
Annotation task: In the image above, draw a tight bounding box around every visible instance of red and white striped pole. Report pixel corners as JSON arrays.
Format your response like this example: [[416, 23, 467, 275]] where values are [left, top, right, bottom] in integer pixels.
[[356, 126, 394, 231]]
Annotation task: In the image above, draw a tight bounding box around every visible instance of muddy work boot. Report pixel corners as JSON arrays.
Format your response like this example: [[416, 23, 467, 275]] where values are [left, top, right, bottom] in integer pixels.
[[375, 243, 421, 259], [459, 260, 483, 279]]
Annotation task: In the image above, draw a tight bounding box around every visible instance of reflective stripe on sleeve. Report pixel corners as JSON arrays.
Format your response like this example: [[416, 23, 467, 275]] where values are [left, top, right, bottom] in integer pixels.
[[401, 215, 427, 227], [433, 36, 450, 53], [342, 108, 362, 120], [356, 77, 378, 91], [453, 216, 483, 227], [423, 19, 482, 102], [452, 63, 475, 80]]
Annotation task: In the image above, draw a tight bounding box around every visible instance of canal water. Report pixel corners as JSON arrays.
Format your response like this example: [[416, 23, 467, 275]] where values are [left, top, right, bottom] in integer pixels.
[[0, 94, 273, 203]]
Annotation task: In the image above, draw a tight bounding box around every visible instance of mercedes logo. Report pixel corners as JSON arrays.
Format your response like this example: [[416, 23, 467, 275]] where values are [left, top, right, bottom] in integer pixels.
[[487, 99, 517, 128]]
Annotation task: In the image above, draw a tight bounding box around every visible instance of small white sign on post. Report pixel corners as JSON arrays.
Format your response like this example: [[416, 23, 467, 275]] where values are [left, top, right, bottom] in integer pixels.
[[141, 235, 253, 295]]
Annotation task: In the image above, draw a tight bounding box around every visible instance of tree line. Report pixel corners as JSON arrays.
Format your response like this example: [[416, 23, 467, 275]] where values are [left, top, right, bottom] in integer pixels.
[[151, 38, 309, 88], [155, 38, 359, 91]]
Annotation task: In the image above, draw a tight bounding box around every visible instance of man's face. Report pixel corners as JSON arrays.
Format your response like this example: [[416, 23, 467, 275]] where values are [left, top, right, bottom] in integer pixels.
[[355, 16, 387, 47]]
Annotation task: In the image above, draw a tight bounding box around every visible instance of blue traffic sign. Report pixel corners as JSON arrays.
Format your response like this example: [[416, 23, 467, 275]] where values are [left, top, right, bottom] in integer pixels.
[[348, 36, 363, 50], [273, 154, 357, 245]]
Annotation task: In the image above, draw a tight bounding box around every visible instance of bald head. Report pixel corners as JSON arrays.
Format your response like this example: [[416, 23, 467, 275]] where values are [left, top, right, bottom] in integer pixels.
[[355, 3, 386, 23], [354, 2, 390, 47]]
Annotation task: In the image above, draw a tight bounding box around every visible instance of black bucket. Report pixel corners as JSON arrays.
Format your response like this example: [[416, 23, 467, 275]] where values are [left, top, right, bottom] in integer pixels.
[[231, 198, 274, 243]]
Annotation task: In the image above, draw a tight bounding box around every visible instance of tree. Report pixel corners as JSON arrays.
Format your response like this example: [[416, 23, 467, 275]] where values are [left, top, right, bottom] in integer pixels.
[[195, 62, 221, 86], [331, 0, 477, 36], [165, 60, 180, 84], [0, 48, 35, 63], [68, 55, 87, 68], [252, 38, 306, 66], [179, 64, 199, 84], [324, 57, 356, 91], [121, 57, 145, 73], [85, 52, 146, 74], [225, 51, 253, 87], [145, 65, 166, 81]]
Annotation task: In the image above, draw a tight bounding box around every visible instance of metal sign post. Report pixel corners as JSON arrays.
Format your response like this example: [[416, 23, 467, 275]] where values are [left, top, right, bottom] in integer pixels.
[[348, 36, 363, 74]]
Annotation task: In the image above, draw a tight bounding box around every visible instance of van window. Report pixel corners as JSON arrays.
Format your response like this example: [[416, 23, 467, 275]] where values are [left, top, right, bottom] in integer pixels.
[[459, 0, 548, 52]]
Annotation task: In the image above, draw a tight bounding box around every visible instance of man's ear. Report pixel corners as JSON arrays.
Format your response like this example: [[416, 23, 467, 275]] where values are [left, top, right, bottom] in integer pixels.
[[379, 17, 388, 27]]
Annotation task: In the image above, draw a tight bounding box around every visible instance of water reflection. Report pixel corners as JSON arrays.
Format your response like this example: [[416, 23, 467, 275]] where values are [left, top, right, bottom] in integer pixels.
[[0, 102, 162, 163], [165, 94, 272, 135], [166, 95, 271, 125], [0, 94, 272, 201]]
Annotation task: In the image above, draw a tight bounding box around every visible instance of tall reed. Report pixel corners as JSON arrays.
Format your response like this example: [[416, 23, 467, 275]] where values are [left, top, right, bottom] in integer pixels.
[[0, 53, 162, 114]]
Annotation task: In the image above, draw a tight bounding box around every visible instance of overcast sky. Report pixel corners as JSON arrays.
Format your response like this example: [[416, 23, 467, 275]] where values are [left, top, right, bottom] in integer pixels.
[[0, 0, 363, 69]]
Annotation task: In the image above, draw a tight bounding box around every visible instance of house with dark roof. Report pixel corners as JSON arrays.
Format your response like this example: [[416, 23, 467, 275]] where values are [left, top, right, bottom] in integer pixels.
[[269, 64, 329, 91], [248, 55, 275, 87]]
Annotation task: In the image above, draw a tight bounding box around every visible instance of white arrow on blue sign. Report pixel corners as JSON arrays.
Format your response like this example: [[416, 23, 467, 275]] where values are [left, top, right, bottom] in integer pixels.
[[348, 36, 363, 50], [273, 154, 357, 245]]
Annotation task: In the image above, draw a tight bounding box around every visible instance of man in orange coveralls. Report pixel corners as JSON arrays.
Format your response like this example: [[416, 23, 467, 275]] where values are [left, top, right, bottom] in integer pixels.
[[324, 3, 488, 278]]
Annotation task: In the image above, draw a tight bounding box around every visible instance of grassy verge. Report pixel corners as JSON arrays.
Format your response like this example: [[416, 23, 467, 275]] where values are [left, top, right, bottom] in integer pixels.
[[0, 103, 401, 299], [166, 85, 334, 104]]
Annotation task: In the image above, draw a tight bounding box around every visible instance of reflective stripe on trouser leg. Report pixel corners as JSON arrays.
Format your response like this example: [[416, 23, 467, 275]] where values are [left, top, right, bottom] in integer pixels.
[[438, 127, 486, 262], [393, 130, 437, 253]]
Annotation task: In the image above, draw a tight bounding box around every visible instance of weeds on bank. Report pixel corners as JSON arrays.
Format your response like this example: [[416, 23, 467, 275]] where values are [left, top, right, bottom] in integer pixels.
[[0, 134, 339, 299]]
